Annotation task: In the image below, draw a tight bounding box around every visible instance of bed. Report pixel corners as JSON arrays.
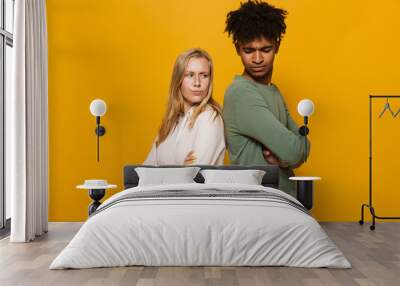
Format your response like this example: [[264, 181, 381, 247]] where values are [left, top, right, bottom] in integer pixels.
[[50, 165, 350, 269]]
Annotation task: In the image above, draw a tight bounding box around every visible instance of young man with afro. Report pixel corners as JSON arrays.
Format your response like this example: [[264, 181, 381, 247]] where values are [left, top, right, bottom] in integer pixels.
[[222, 0, 310, 198]]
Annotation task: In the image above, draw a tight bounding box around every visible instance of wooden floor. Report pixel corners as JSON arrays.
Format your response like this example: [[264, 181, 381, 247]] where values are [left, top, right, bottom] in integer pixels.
[[0, 222, 399, 286]]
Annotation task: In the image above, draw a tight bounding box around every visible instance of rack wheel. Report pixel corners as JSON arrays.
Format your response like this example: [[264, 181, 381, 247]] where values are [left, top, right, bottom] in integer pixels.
[[370, 225, 375, 231], [359, 220, 364, 225]]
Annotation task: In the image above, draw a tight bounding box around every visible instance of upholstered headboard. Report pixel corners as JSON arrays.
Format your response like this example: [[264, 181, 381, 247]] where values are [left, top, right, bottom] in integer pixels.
[[123, 165, 279, 189]]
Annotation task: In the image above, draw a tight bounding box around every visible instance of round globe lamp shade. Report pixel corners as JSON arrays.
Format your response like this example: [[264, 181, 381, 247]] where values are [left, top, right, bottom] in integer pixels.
[[90, 99, 107, 117], [297, 99, 314, 117]]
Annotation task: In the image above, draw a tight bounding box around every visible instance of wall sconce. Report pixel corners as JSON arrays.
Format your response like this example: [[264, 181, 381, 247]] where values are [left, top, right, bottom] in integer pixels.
[[297, 99, 314, 162], [89, 99, 107, 162]]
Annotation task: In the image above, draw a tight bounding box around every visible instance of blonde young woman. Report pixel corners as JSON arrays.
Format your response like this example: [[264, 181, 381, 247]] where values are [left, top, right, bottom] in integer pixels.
[[144, 48, 225, 165]]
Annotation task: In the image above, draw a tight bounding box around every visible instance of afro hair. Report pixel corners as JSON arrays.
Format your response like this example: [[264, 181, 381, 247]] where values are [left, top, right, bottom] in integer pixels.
[[225, 0, 287, 47]]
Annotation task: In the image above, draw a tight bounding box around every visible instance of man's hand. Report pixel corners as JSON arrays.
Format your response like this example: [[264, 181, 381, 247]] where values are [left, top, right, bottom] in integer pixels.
[[262, 148, 289, 168], [184, 150, 197, 165]]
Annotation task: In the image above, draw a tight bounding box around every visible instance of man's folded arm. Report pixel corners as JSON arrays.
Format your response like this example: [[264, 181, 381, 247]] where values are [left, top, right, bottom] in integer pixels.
[[231, 88, 307, 165], [283, 100, 311, 168]]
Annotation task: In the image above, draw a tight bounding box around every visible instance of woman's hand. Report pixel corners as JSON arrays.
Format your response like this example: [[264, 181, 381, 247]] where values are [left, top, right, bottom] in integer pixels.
[[262, 148, 289, 168], [184, 150, 197, 165]]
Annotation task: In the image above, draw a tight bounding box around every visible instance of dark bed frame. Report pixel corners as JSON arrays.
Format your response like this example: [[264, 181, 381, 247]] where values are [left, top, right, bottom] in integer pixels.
[[124, 165, 280, 190]]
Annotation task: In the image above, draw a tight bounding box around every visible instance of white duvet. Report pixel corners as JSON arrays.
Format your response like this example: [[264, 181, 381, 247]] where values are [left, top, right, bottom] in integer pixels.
[[50, 183, 351, 269]]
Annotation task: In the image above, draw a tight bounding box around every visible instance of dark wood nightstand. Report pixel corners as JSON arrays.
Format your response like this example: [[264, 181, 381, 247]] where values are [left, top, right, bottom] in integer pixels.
[[77, 180, 117, 215], [289, 176, 321, 210]]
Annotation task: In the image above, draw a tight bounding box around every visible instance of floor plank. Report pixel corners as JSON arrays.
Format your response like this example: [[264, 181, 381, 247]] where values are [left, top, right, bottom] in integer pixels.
[[0, 222, 399, 286]]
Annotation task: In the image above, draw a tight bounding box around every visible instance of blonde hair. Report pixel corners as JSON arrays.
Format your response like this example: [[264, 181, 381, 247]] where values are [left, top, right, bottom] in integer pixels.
[[156, 48, 222, 146]]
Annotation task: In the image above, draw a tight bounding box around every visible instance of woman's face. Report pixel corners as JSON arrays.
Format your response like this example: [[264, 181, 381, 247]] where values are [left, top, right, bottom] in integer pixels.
[[180, 57, 210, 109]]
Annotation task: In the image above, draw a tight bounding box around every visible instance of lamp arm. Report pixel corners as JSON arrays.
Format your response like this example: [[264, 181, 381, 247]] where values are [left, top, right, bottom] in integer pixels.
[[97, 127, 100, 162], [298, 116, 310, 163], [97, 118, 100, 162]]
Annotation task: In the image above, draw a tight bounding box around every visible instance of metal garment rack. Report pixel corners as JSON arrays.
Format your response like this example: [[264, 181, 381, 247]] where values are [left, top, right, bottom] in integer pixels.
[[359, 95, 400, 230]]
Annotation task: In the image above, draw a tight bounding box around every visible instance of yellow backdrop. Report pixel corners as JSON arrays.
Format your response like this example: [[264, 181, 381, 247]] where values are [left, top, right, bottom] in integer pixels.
[[47, 0, 400, 221]]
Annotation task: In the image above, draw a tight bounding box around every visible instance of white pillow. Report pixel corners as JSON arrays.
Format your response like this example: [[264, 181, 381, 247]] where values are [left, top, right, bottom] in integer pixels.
[[200, 169, 266, 185], [135, 167, 201, 186]]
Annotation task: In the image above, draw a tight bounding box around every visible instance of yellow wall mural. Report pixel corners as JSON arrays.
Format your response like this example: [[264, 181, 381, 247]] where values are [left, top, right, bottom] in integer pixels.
[[47, 0, 400, 221]]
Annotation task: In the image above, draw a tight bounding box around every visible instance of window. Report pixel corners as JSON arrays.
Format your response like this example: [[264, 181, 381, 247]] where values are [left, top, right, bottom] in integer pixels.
[[0, 0, 14, 233]]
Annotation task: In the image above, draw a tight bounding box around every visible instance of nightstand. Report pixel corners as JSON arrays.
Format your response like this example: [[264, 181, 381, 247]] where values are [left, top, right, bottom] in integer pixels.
[[289, 176, 321, 210], [77, 180, 117, 216]]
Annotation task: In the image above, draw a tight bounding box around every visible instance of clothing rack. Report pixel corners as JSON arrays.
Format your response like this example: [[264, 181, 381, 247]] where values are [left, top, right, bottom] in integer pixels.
[[359, 95, 400, 230]]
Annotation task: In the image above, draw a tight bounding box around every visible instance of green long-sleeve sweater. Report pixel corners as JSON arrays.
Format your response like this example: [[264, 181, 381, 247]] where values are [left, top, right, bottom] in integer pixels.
[[223, 75, 310, 197]]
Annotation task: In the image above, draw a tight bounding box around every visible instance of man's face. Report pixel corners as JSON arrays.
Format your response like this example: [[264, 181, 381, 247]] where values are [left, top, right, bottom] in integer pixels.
[[237, 37, 278, 82]]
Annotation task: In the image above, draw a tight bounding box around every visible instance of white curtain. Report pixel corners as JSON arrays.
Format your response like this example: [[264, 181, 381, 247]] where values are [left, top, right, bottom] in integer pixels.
[[7, 0, 48, 242]]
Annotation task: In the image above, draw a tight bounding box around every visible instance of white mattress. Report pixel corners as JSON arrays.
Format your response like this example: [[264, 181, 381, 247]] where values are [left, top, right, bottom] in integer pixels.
[[50, 183, 351, 269]]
